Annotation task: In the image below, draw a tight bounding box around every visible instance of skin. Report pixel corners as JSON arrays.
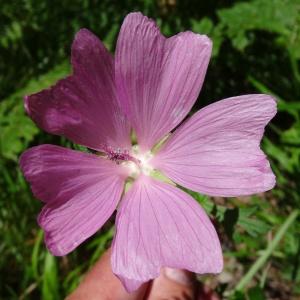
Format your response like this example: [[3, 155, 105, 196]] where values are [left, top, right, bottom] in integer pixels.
[[66, 248, 196, 300]]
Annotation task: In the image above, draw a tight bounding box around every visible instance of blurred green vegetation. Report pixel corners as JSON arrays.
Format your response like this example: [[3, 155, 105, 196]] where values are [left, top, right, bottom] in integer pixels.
[[0, 0, 300, 299]]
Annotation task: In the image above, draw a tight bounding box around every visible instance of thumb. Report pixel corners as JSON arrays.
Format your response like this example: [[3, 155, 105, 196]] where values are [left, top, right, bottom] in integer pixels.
[[147, 268, 196, 300], [66, 248, 148, 300]]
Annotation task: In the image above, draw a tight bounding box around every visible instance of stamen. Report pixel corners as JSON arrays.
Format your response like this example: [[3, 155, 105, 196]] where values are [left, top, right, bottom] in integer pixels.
[[101, 144, 139, 165], [100, 144, 153, 178]]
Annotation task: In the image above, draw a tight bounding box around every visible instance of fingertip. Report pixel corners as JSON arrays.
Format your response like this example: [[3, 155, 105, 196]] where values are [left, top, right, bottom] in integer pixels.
[[66, 248, 148, 300], [147, 268, 196, 300]]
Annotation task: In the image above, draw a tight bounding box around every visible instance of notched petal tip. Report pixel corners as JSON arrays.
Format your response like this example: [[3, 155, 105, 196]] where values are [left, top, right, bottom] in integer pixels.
[[154, 94, 277, 197], [179, 31, 213, 61], [19, 146, 41, 181], [122, 11, 160, 38], [197, 34, 212, 50], [22, 27, 130, 150], [123, 11, 149, 22], [72, 28, 101, 50], [112, 178, 224, 292], [125, 11, 144, 18], [181, 30, 212, 46], [43, 232, 71, 257], [116, 12, 213, 150], [20, 145, 126, 257], [71, 27, 105, 59], [248, 94, 278, 120]]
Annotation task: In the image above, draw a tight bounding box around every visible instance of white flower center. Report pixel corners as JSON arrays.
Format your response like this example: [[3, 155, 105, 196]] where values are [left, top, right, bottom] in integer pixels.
[[122, 145, 153, 178]]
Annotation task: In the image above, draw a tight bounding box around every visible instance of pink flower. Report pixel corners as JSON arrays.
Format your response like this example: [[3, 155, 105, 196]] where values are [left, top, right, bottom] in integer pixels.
[[20, 12, 276, 292]]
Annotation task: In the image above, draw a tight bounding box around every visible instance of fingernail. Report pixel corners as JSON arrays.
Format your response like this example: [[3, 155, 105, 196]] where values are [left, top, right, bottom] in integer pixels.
[[164, 268, 192, 285]]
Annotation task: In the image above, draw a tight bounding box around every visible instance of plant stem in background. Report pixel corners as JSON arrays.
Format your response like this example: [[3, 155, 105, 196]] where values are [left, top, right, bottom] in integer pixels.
[[235, 209, 299, 291]]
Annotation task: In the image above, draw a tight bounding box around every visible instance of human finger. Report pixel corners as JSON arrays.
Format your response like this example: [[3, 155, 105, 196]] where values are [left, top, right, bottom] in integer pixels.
[[147, 268, 196, 300], [66, 248, 149, 300]]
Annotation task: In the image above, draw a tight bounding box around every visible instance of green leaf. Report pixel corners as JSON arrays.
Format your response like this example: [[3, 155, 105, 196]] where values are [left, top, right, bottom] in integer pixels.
[[235, 210, 299, 291], [239, 218, 270, 237], [42, 253, 60, 300], [248, 286, 266, 300]]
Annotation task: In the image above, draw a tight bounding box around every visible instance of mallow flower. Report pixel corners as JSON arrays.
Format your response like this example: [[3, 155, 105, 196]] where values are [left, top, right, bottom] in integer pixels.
[[20, 12, 276, 292]]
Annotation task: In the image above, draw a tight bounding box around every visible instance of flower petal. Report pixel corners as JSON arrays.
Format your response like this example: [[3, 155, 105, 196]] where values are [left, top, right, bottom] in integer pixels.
[[20, 144, 127, 255], [25, 29, 130, 150], [115, 12, 212, 151], [152, 94, 277, 197], [111, 176, 223, 292]]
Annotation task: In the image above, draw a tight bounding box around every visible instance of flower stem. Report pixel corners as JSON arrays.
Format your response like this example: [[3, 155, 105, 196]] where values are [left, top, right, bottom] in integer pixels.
[[235, 209, 299, 291]]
